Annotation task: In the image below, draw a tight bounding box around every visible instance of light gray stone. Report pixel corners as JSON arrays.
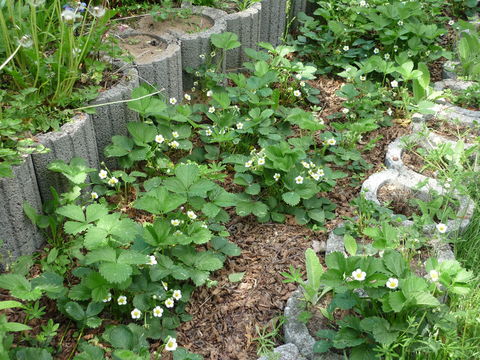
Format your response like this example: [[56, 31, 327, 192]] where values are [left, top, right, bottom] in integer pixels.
[[434, 79, 475, 93], [284, 290, 342, 360], [224, 2, 262, 70], [442, 61, 459, 80], [0, 157, 44, 264], [361, 169, 474, 236], [89, 64, 139, 167], [258, 343, 307, 360], [260, 0, 288, 46], [31, 113, 99, 202]]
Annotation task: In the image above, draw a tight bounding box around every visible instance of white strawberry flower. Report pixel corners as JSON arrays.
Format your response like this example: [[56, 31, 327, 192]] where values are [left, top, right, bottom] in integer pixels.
[[386, 108, 393, 116], [293, 90, 302, 97], [206, 90, 213, 97], [301, 161, 310, 169], [384, 53, 390, 60], [208, 106, 216, 113], [169, 140, 179, 148], [360, 75, 366, 81], [391, 80, 399, 88], [172, 131, 179, 138], [236, 122, 244, 130], [171, 219, 181, 226], [91, 192, 99, 200], [131, 308, 142, 319], [295, 176, 304, 184], [155, 134, 165, 144], [102, 293, 112, 303], [107, 177, 119, 186], [165, 298, 174, 308], [172, 289, 182, 300], [300, 81, 306, 87], [295, 74, 302, 80], [162, 281, 168, 291], [257, 158, 265, 165], [165, 337, 178, 351], [327, 138, 336, 146], [352, 268, 366, 281], [429, 269, 439, 282], [199, 54, 206, 59], [205, 128, 213, 136], [386, 278, 399, 289], [397, 20, 404, 26], [448, 20, 454, 26], [343, 45, 349, 51], [310, 171, 320, 181], [184, 93, 191, 101], [342, 108, 349, 114], [273, 173, 280, 181], [374, 48, 380, 54], [117, 295, 127, 305], [187, 211, 197, 220], [98, 169, 108, 179], [436, 223, 447, 233], [153, 306, 164, 318], [245, 160, 253, 168], [317, 169, 325, 177], [169, 97, 177, 105], [147, 255, 157, 266]]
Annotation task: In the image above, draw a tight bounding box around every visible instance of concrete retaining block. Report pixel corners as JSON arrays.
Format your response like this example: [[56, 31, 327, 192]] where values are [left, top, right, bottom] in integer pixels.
[[0, 157, 44, 264], [119, 33, 183, 102], [361, 169, 474, 236], [258, 343, 307, 360], [326, 222, 455, 263], [442, 61, 459, 80], [31, 113, 99, 203], [224, 2, 262, 70], [260, 0, 288, 46], [89, 64, 139, 166], [283, 289, 343, 360], [175, 5, 227, 90], [290, 0, 308, 28]]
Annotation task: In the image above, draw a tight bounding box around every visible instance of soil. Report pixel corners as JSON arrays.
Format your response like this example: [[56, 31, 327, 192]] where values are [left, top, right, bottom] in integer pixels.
[[134, 14, 213, 38], [118, 34, 167, 64], [377, 182, 421, 218], [427, 118, 479, 142], [402, 148, 437, 178]]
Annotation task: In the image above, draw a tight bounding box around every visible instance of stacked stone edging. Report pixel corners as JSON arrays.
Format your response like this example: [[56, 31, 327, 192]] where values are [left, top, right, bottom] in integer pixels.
[[224, 2, 262, 70], [0, 157, 44, 264], [31, 113, 99, 203]]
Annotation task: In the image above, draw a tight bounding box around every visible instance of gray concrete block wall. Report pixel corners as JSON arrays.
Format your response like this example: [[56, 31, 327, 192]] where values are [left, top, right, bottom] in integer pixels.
[[260, 0, 288, 46], [31, 113, 99, 203], [89, 66, 139, 167], [290, 0, 308, 29], [224, 2, 262, 70], [137, 38, 183, 102], [175, 6, 227, 90], [0, 157, 44, 264]]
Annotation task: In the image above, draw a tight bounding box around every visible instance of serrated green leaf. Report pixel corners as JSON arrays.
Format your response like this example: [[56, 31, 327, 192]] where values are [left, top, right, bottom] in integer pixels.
[[84, 247, 117, 265], [202, 202, 221, 218], [99, 263, 132, 283], [117, 250, 149, 265], [86, 204, 109, 223], [282, 192, 301, 206], [56, 204, 85, 222], [65, 302, 86, 321], [343, 234, 357, 256], [194, 252, 223, 271]]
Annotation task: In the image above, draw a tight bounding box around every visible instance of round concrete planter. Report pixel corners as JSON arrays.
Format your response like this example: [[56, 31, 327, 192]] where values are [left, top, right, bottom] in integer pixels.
[[174, 5, 227, 90], [89, 64, 139, 167], [224, 2, 262, 70], [361, 169, 474, 237], [326, 223, 456, 263], [283, 289, 343, 360], [0, 157, 44, 265], [119, 33, 183, 102], [260, 0, 288, 46], [31, 113, 99, 203], [433, 79, 480, 117]]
